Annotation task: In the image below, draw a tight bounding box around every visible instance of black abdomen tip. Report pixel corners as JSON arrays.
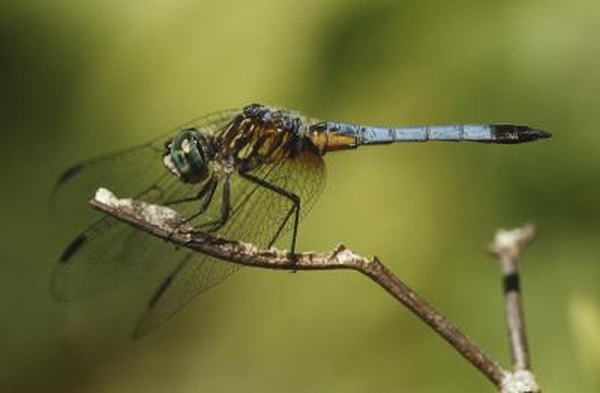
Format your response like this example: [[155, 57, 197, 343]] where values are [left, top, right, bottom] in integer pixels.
[[493, 125, 552, 144]]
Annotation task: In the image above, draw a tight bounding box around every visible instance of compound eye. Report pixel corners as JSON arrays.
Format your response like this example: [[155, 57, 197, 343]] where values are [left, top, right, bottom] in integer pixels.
[[164, 128, 209, 184]]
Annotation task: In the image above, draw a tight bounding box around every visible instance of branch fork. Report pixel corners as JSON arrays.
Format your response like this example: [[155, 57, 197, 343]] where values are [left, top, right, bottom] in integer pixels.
[[91, 188, 541, 392]]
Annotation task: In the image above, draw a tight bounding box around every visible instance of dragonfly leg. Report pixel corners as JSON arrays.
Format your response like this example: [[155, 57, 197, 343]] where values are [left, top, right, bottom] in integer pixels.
[[164, 175, 217, 208], [240, 172, 300, 254], [163, 177, 219, 239], [195, 175, 231, 233], [176, 176, 219, 224]]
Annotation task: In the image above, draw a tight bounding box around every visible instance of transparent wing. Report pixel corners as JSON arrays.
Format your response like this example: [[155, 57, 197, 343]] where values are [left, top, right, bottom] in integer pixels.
[[50, 176, 187, 300], [51, 109, 239, 225], [50, 110, 240, 300], [133, 148, 326, 337]]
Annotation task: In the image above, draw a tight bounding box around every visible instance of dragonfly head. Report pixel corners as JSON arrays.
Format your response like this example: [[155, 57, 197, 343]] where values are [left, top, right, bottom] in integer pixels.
[[163, 128, 212, 184]]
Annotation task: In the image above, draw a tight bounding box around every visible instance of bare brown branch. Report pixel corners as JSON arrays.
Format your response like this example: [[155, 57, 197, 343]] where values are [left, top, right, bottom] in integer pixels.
[[91, 188, 511, 387]]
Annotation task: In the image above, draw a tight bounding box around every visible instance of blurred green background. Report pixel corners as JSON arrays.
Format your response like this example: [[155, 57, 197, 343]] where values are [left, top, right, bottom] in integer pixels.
[[2, 0, 600, 392]]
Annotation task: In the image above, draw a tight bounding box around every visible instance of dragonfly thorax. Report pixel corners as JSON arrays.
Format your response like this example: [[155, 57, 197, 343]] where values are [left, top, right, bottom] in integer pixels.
[[163, 128, 213, 184]]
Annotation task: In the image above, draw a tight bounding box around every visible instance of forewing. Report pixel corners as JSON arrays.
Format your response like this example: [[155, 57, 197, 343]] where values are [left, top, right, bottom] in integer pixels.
[[51, 110, 239, 300], [51, 109, 238, 225], [133, 148, 326, 337], [50, 177, 190, 300]]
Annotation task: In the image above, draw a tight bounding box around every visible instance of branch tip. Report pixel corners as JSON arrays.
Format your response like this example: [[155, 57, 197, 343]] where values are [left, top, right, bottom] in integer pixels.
[[489, 224, 537, 260]]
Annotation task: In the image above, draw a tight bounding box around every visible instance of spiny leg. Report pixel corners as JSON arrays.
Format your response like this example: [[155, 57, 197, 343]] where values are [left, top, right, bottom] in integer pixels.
[[164, 175, 217, 208], [195, 175, 231, 233], [240, 172, 300, 254], [175, 176, 219, 225], [163, 176, 219, 238]]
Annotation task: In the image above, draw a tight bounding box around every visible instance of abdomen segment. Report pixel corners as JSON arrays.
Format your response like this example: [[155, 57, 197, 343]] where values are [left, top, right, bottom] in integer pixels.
[[309, 121, 551, 154]]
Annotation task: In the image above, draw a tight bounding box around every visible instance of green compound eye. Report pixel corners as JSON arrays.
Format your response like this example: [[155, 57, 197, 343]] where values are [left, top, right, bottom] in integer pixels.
[[164, 128, 210, 184]]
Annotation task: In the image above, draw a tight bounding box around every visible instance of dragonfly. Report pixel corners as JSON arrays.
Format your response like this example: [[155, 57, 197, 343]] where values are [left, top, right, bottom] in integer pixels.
[[51, 103, 551, 337]]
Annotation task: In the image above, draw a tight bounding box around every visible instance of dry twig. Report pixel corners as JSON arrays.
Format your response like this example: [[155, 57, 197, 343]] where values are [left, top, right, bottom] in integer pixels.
[[90, 188, 540, 391], [489, 224, 540, 393]]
